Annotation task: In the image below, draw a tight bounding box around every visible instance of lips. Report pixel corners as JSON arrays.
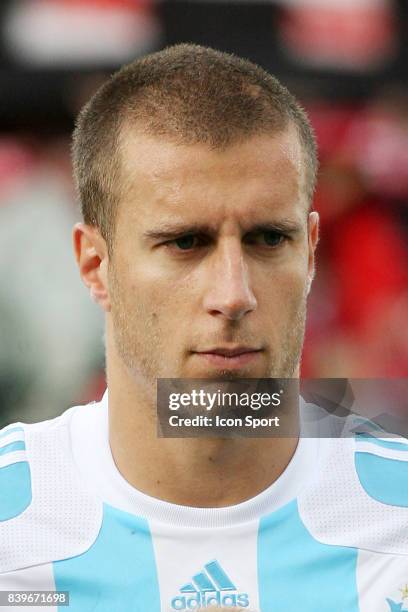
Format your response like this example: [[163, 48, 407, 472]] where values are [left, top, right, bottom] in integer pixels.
[[196, 346, 261, 357], [192, 346, 263, 369]]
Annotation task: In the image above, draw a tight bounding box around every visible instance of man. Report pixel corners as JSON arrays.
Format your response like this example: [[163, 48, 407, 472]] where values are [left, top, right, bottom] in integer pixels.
[[0, 44, 408, 612]]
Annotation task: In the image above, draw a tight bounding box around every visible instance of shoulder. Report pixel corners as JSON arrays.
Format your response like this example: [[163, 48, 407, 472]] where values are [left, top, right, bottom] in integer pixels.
[[0, 408, 76, 522], [352, 418, 408, 508], [298, 414, 408, 555], [0, 404, 102, 574], [0, 422, 32, 521]]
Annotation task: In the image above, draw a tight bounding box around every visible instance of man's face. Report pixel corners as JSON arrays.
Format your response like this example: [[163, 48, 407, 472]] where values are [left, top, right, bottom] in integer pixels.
[[107, 128, 318, 387]]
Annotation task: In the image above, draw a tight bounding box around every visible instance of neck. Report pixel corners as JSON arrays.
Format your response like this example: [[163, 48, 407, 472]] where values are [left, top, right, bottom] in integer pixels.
[[106, 341, 300, 508]]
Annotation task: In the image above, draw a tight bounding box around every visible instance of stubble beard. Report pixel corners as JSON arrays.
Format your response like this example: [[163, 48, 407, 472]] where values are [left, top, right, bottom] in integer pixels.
[[109, 265, 308, 390], [108, 265, 167, 395]]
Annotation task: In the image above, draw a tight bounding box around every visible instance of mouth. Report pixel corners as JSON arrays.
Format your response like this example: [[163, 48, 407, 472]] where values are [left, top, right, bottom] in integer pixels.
[[192, 346, 263, 369]]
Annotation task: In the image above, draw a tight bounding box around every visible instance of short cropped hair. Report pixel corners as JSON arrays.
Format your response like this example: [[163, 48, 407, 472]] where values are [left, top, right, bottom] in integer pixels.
[[72, 43, 318, 254]]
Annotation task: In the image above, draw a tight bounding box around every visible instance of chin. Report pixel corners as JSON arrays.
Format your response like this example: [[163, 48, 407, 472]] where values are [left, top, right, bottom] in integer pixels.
[[185, 366, 265, 380]]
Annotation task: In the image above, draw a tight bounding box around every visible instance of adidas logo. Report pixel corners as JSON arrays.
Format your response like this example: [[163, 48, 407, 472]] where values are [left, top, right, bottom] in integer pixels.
[[171, 560, 250, 610]]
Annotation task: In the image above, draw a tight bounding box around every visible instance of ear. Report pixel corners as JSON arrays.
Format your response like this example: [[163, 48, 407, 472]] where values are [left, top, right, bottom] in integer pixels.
[[306, 211, 319, 294], [73, 222, 111, 313]]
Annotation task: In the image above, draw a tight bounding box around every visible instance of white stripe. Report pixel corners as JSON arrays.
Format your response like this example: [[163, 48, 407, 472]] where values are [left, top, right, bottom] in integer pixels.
[[354, 426, 408, 443], [0, 425, 23, 436], [152, 522, 260, 612], [355, 442, 408, 463], [0, 431, 25, 447], [356, 548, 408, 611], [355, 433, 408, 447], [0, 451, 27, 469]]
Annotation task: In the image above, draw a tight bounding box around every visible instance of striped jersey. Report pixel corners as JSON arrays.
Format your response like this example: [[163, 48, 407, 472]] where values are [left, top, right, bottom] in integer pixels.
[[1, 391, 408, 611]]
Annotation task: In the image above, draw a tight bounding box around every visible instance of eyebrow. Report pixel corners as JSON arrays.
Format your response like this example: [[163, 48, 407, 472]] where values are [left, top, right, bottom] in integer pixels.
[[143, 219, 303, 241]]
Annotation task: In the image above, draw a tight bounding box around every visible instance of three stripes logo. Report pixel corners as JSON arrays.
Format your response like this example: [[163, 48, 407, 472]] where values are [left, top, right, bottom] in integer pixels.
[[171, 560, 250, 609]]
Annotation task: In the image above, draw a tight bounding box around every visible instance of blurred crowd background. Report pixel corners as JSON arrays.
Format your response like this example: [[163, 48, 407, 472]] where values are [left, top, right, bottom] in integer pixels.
[[1, 0, 407, 427]]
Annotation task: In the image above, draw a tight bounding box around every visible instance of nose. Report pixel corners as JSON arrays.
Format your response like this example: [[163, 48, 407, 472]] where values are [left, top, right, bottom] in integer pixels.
[[203, 238, 257, 321]]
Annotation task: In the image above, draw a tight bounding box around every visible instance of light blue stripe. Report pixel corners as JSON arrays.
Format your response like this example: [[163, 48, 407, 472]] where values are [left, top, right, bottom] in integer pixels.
[[0, 462, 32, 521], [355, 452, 408, 507], [53, 503, 161, 611], [205, 560, 236, 591], [356, 433, 408, 451], [258, 500, 359, 611], [180, 583, 197, 594], [0, 441, 26, 456], [0, 426, 24, 440]]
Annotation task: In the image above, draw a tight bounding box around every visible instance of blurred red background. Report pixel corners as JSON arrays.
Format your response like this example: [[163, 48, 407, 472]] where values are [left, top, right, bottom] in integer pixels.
[[0, 0, 407, 425]]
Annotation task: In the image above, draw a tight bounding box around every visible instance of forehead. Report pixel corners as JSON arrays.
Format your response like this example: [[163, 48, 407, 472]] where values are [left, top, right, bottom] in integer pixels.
[[118, 128, 306, 228]]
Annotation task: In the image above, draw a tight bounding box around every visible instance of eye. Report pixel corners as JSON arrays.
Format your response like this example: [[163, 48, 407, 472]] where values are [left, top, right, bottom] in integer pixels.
[[173, 235, 196, 250], [245, 230, 286, 247], [263, 231, 284, 247], [165, 234, 208, 251]]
